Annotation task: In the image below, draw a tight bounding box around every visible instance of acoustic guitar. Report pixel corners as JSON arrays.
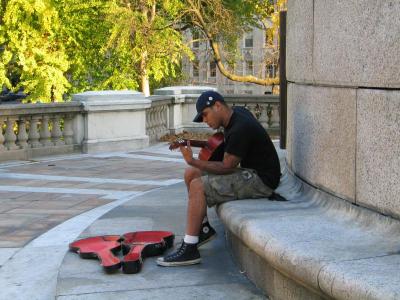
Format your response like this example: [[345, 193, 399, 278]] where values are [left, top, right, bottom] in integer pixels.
[[169, 132, 225, 161]]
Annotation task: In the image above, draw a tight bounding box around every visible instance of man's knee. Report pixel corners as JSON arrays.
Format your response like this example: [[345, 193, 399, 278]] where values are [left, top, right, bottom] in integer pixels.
[[184, 167, 202, 184], [189, 177, 204, 193]]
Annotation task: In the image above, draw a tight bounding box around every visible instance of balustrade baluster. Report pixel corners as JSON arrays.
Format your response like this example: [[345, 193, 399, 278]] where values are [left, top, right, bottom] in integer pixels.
[[159, 105, 166, 137], [29, 116, 41, 148], [161, 105, 167, 131], [156, 106, 162, 136], [266, 104, 273, 128], [256, 104, 268, 129], [17, 118, 29, 149], [51, 115, 65, 146], [4, 117, 18, 150], [63, 114, 74, 145], [40, 115, 52, 146], [145, 109, 151, 136], [0, 117, 5, 151], [149, 108, 155, 137], [271, 104, 280, 127]]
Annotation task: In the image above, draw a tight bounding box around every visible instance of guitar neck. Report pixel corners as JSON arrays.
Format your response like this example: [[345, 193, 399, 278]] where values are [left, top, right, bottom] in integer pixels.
[[185, 139, 208, 148]]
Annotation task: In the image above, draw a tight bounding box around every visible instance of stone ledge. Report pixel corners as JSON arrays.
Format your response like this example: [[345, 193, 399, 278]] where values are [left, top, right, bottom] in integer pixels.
[[217, 155, 400, 300]]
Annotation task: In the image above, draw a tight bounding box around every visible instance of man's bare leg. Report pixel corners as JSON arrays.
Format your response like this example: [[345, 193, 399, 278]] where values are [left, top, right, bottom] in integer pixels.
[[184, 167, 208, 224], [186, 177, 207, 236], [184, 166, 202, 191], [156, 169, 212, 266], [156, 173, 205, 266]]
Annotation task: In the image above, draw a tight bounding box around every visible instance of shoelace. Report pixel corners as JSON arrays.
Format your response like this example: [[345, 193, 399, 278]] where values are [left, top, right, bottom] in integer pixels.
[[168, 243, 188, 260]]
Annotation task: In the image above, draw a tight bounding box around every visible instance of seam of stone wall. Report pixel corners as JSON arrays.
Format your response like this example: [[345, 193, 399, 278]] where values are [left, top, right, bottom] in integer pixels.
[[355, 88, 358, 206], [286, 81, 400, 91], [312, 0, 315, 83]]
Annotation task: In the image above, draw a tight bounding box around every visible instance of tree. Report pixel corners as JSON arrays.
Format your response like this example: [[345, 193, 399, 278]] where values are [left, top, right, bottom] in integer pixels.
[[181, 0, 284, 86], [103, 0, 193, 96], [54, 0, 122, 94], [0, 0, 285, 101], [0, 0, 70, 102]]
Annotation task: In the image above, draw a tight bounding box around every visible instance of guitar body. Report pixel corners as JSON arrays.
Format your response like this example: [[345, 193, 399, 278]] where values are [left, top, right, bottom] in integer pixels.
[[170, 132, 225, 162], [69, 235, 123, 273], [69, 231, 174, 274], [198, 132, 225, 161], [121, 231, 174, 274]]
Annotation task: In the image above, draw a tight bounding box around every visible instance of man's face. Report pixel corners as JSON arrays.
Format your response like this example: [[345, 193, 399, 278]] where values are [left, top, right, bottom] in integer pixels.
[[201, 104, 221, 129]]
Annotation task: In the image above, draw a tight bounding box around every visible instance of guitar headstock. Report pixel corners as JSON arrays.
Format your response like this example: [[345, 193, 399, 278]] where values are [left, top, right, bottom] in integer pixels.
[[169, 138, 186, 150]]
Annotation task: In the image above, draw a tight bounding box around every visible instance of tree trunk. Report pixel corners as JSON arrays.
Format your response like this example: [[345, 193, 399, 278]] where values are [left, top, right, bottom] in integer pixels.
[[141, 74, 150, 97], [140, 51, 150, 97]]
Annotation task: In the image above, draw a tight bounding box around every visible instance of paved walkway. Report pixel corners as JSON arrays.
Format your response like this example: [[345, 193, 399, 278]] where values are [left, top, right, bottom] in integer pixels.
[[0, 144, 266, 299]]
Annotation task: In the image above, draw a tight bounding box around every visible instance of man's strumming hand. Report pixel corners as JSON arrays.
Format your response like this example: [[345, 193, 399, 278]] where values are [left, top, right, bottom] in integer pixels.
[[179, 141, 195, 165]]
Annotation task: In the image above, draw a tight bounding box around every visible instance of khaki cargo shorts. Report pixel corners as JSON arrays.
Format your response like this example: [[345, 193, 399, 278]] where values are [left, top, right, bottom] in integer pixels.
[[201, 168, 274, 207]]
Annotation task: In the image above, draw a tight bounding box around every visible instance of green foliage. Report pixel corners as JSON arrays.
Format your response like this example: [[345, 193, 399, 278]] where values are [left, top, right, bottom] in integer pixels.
[[181, 0, 284, 86], [104, 0, 192, 95], [0, 0, 281, 100], [54, 0, 115, 94], [1, 0, 70, 102]]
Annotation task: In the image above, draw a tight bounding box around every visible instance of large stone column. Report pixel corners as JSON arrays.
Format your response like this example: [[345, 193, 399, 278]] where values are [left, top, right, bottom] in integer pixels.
[[286, 1, 400, 218], [73, 90, 151, 153]]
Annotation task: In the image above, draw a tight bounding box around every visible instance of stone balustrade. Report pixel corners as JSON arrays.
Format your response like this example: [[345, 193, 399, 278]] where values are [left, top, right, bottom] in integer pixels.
[[0, 103, 82, 161], [224, 95, 280, 137], [0, 87, 281, 161], [145, 96, 170, 143]]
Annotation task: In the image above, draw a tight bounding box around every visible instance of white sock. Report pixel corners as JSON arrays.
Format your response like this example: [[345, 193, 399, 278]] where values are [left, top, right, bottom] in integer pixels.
[[184, 234, 199, 244], [202, 216, 208, 224]]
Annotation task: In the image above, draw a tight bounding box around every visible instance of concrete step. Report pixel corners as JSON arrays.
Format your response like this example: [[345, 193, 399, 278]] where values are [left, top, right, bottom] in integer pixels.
[[217, 154, 400, 300]]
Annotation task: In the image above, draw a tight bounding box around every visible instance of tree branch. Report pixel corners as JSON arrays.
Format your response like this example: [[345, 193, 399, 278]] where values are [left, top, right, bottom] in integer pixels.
[[186, 0, 279, 86]]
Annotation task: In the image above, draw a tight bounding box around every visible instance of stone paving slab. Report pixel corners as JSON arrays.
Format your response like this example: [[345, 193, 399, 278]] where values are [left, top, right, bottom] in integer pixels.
[[57, 183, 265, 299], [0, 152, 185, 249], [0, 143, 265, 299], [57, 282, 262, 300]]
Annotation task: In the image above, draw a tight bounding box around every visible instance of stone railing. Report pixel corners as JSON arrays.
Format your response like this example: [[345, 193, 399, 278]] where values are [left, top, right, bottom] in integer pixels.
[[0, 87, 281, 161], [224, 95, 280, 137], [145, 96, 171, 143], [153, 86, 281, 138], [0, 103, 83, 161]]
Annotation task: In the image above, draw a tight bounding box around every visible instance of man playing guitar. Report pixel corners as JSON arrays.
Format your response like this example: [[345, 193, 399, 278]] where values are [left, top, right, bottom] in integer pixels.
[[157, 91, 281, 266]]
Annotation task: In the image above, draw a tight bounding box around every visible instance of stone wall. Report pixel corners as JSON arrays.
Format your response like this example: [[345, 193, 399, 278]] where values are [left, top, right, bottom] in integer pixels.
[[286, 0, 400, 218]]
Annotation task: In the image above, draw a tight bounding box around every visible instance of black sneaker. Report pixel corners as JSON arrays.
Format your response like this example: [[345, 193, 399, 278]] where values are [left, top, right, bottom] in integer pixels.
[[198, 221, 217, 247], [157, 241, 201, 267]]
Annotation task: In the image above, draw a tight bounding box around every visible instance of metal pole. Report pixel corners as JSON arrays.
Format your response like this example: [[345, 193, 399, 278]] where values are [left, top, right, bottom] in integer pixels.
[[279, 10, 287, 149]]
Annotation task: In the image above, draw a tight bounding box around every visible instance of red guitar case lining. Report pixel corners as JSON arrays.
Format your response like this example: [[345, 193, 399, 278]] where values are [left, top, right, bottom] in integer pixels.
[[69, 231, 174, 274]]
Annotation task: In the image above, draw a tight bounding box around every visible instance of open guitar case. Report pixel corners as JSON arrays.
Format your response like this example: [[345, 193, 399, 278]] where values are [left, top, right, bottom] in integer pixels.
[[69, 231, 174, 274]]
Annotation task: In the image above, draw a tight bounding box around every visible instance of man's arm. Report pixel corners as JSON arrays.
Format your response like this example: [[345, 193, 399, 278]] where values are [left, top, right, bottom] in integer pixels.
[[180, 142, 241, 175]]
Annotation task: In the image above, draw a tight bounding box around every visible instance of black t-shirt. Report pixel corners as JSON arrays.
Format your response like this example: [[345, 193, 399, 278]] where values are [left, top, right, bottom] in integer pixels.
[[224, 106, 281, 189]]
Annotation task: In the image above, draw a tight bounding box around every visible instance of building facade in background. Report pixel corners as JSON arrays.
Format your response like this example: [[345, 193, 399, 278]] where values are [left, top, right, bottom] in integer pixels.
[[180, 23, 278, 95]]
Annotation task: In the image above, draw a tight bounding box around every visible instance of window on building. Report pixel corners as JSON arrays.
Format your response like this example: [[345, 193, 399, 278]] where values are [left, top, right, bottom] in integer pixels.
[[245, 60, 253, 75], [244, 90, 253, 95], [244, 35, 253, 48], [265, 28, 274, 47], [192, 31, 199, 48], [266, 64, 276, 78], [209, 61, 217, 77], [192, 60, 199, 77]]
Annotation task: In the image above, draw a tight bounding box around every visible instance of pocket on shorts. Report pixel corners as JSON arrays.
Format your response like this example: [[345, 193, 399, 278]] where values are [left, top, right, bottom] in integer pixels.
[[210, 176, 235, 198], [232, 170, 256, 199], [234, 169, 272, 199]]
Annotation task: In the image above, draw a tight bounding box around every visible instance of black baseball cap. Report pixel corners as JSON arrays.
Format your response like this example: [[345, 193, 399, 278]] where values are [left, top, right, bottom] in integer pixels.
[[193, 91, 225, 122]]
